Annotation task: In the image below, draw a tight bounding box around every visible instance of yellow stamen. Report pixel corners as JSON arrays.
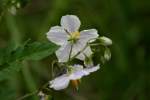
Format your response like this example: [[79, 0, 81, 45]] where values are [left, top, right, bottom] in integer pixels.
[[71, 31, 80, 39], [68, 31, 80, 44], [71, 80, 80, 90]]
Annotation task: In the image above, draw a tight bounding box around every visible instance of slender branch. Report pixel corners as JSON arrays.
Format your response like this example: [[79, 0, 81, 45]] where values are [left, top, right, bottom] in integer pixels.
[[17, 81, 50, 100], [17, 90, 38, 100], [51, 60, 58, 78], [89, 43, 103, 46], [68, 44, 73, 62]]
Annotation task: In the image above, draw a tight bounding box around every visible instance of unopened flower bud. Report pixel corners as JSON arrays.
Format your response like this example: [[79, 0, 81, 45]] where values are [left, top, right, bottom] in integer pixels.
[[99, 36, 112, 46], [8, 6, 17, 15], [104, 48, 111, 61], [16, 3, 21, 9], [84, 56, 93, 67]]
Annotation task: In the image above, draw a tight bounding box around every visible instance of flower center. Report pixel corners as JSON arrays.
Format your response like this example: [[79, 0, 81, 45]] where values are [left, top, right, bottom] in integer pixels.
[[71, 31, 80, 39], [68, 31, 80, 44]]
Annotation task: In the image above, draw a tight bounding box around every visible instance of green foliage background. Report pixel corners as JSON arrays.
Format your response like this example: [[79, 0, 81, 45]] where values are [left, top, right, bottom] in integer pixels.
[[0, 0, 150, 100]]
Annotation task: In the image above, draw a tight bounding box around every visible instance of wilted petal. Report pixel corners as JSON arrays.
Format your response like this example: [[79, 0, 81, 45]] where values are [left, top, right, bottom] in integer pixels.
[[49, 74, 70, 90], [61, 15, 81, 33], [56, 43, 72, 62], [80, 29, 99, 43], [46, 26, 69, 45]]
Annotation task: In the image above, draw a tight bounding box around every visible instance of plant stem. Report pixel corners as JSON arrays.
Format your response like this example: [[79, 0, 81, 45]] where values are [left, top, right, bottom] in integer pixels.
[[17, 90, 38, 100], [17, 81, 50, 100], [89, 43, 103, 46], [51, 60, 58, 78], [68, 44, 73, 62]]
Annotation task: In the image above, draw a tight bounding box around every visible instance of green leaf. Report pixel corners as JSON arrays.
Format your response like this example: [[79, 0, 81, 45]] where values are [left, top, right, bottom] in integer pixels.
[[0, 47, 10, 65], [0, 61, 22, 81], [0, 80, 16, 100], [11, 41, 58, 61], [0, 41, 58, 81], [24, 42, 58, 60], [0, 49, 5, 65]]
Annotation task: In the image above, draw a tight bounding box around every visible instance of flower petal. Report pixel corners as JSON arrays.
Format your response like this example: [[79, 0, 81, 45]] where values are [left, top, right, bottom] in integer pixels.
[[46, 26, 69, 45], [72, 64, 84, 71], [76, 46, 93, 61], [69, 65, 89, 80], [80, 29, 99, 43], [69, 70, 87, 80], [61, 15, 81, 33], [70, 32, 94, 61], [56, 43, 71, 62], [70, 40, 87, 60], [49, 74, 70, 90], [84, 64, 100, 73]]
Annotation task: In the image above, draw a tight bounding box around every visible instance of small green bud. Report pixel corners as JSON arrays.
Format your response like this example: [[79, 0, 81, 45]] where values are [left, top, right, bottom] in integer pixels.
[[8, 6, 17, 15], [104, 48, 111, 61], [11, 0, 16, 4], [99, 36, 112, 46], [84, 56, 93, 67], [16, 3, 21, 8]]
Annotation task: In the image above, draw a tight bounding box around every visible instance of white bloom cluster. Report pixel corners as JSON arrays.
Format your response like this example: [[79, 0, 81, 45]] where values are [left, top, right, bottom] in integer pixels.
[[46, 15, 111, 90]]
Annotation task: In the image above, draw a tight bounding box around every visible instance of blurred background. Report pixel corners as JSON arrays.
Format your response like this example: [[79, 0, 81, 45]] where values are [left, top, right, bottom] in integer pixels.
[[0, 0, 150, 100]]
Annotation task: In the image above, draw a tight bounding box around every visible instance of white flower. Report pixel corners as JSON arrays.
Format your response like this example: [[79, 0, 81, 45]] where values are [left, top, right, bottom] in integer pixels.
[[99, 36, 112, 46], [49, 64, 100, 90], [46, 15, 99, 62]]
